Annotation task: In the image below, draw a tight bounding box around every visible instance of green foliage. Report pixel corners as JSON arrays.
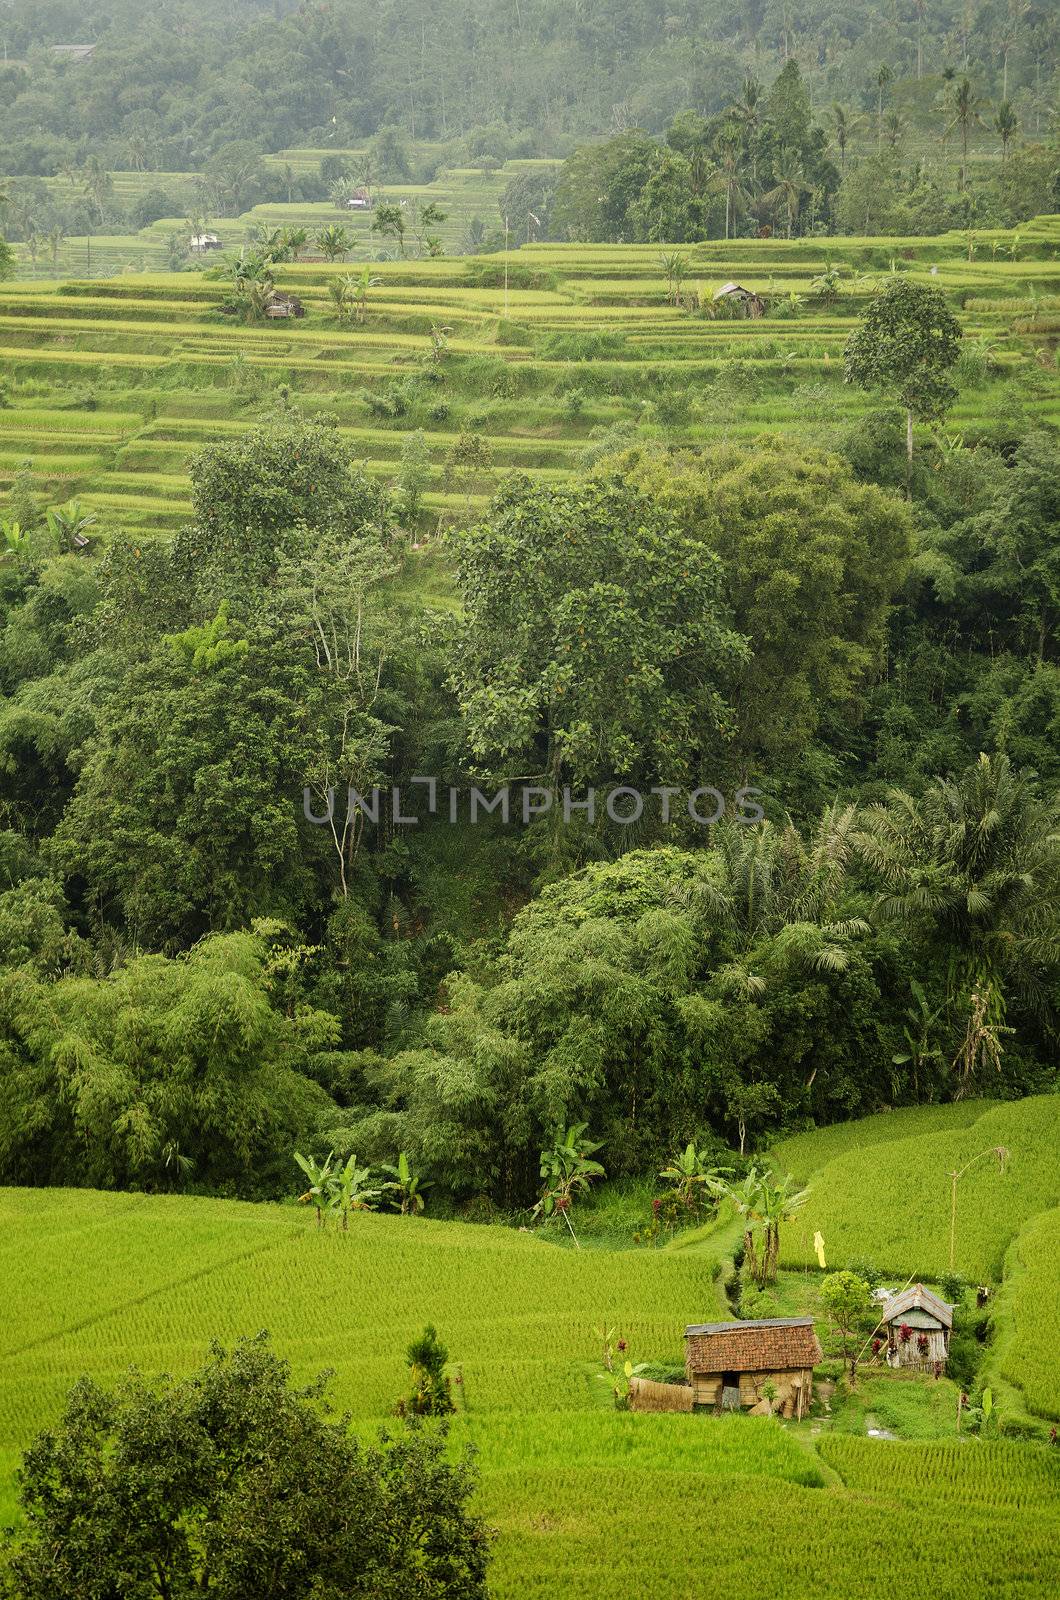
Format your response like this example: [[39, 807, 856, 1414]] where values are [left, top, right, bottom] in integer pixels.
[[401, 1324, 456, 1416], [0, 930, 337, 1193], [180, 409, 392, 598], [449, 473, 745, 791], [820, 1270, 874, 1375], [3, 1332, 489, 1599], [844, 277, 963, 437]]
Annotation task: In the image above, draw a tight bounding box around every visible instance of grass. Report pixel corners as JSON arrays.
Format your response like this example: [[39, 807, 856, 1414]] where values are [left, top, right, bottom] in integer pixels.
[[774, 1095, 1060, 1282], [1, 1183, 1059, 1597], [985, 1205, 1060, 1425]]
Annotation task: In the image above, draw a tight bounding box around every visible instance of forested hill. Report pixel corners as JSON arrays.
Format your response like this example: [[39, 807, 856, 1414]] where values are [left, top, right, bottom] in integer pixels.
[[1, 0, 1056, 172]]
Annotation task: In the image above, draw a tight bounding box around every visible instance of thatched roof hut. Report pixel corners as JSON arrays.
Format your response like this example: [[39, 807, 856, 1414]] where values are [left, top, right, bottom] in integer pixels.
[[712, 282, 766, 318], [881, 1285, 953, 1371], [684, 1317, 821, 1417]]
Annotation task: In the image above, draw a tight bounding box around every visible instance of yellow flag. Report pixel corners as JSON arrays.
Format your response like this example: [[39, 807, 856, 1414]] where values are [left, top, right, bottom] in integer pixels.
[[813, 1230, 826, 1269]]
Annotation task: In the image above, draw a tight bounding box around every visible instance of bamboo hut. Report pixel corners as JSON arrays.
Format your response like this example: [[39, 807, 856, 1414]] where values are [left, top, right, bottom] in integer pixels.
[[684, 1317, 821, 1418], [881, 1285, 953, 1371]]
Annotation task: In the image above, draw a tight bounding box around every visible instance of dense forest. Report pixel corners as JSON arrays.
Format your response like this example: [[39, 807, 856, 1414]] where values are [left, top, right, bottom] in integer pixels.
[[0, 0, 1057, 172], [2, 396, 1059, 1205]]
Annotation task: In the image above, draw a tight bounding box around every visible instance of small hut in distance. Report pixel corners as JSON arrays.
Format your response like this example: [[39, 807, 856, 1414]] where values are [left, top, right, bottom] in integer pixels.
[[712, 282, 766, 318], [881, 1285, 953, 1370], [684, 1317, 821, 1418]]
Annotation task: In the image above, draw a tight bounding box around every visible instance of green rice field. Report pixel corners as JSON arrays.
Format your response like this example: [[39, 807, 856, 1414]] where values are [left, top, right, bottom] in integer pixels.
[[1, 212, 1058, 543], [1, 1173, 1059, 1599], [773, 1094, 1060, 1283]]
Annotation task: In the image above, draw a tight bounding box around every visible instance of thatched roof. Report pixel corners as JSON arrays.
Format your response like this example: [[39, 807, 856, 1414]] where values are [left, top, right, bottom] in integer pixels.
[[713, 281, 761, 301], [882, 1284, 953, 1330], [684, 1316, 821, 1374]]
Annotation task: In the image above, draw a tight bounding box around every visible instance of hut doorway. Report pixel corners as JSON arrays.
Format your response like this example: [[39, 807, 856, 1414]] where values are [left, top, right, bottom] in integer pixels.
[[720, 1372, 742, 1411]]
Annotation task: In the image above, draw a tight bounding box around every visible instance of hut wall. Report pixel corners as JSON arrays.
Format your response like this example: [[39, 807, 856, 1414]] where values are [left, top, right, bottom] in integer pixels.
[[692, 1375, 722, 1407], [628, 1376, 694, 1413], [888, 1328, 948, 1369], [690, 1367, 813, 1418]]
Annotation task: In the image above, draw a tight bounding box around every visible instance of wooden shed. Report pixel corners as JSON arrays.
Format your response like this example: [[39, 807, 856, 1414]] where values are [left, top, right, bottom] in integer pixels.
[[881, 1284, 953, 1371], [684, 1317, 821, 1418]]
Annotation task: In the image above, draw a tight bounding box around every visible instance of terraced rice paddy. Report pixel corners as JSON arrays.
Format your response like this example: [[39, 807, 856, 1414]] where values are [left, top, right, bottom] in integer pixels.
[[1, 1183, 1058, 1599], [2, 213, 1058, 541], [774, 1095, 1060, 1283]]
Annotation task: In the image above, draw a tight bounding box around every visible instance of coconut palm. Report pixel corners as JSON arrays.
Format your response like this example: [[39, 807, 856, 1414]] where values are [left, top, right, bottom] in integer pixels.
[[875, 64, 894, 151], [947, 77, 986, 188], [764, 147, 807, 239], [994, 100, 1019, 161], [884, 111, 906, 150], [710, 130, 751, 240], [855, 753, 1060, 1025], [830, 104, 860, 171], [731, 77, 763, 188]]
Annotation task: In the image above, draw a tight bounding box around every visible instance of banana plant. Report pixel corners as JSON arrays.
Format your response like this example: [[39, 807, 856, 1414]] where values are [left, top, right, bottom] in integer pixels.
[[532, 1121, 606, 1244], [45, 500, 96, 552], [293, 1150, 335, 1228], [0, 519, 28, 561], [381, 1151, 432, 1215], [659, 1143, 731, 1216], [328, 1153, 381, 1230]]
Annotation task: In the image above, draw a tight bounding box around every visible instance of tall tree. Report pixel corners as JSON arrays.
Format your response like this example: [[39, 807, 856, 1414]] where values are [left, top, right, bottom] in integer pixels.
[[844, 277, 963, 471]]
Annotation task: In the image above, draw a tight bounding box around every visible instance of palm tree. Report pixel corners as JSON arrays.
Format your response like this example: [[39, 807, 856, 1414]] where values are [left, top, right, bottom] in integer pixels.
[[689, 806, 869, 974], [830, 104, 860, 171], [884, 111, 906, 150], [281, 162, 297, 204], [855, 754, 1060, 1034], [875, 64, 894, 151], [731, 77, 763, 189], [995, 0, 1030, 101], [711, 130, 751, 240], [46, 227, 65, 269], [764, 146, 808, 239], [994, 100, 1019, 161], [913, 0, 928, 79], [947, 77, 985, 188]]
